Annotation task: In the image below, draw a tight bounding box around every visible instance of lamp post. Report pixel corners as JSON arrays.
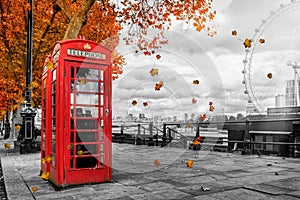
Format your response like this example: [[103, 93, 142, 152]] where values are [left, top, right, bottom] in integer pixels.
[[18, 0, 37, 154]]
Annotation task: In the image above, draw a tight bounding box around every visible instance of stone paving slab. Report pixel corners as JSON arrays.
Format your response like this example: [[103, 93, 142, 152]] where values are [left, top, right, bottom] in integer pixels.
[[1, 141, 300, 200]]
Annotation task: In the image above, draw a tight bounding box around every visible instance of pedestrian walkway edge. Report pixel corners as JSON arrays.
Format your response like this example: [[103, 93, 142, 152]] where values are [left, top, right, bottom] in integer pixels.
[[1, 156, 34, 200]]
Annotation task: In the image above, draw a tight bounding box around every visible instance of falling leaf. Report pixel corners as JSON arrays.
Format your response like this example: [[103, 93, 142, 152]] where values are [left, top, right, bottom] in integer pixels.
[[192, 140, 200, 145], [4, 143, 11, 149], [80, 77, 87, 85], [154, 159, 160, 167], [267, 73, 272, 79], [259, 38, 265, 44], [132, 100, 137, 106], [243, 38, 252, 48], [193, 80, 199, 84], [41, 158, 46, 164], [77, 150, 83, 156], [143, 102, 148, 107], [192, 98, 197, 104], [45, 156, 52, 163], [15, 124, 21, 131], [155, 81, 164, 91], [209, 105, 215, 112], [232, 30, 237, 36], [150, 68, 159, 76], [47, 61, 54, 69], [200, 114, 206, 121], [67, 144, 72, 149], [156, 54, 161, 59], [13, 105, 19, 111], [41, 171, 50, 180], [31, 186, 38, 192], [186, 160, 194, 168]]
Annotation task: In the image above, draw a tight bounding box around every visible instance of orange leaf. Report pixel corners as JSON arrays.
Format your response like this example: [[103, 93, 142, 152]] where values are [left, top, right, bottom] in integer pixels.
[[200, 114, 206, 121], [156, 54, 161, 59], [143, 102, 148, 107], [209, 101, 213, 105], [150, 68, 159, 76], [132, 100, 137, 106], [192, 98, 197, 104], [186, 160, 194, 168], [267, 73, 272, 79], [31, 186, 38, 192], [154, 159, 160, 167], [154, 81, 164, 91], [193, 80, 199, 84], [243, 38, 252, 48], [232, 30, 237, 36], [209, 105, 215, 112], [259, 38, 265, 44]]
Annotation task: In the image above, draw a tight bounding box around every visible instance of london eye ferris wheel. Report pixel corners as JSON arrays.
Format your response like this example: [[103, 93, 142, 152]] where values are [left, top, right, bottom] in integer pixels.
[[242, 0, 300, 114]]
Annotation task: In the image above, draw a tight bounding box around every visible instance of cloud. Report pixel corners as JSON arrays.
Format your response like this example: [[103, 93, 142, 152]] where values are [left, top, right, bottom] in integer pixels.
[[113, 0, 300, 118]]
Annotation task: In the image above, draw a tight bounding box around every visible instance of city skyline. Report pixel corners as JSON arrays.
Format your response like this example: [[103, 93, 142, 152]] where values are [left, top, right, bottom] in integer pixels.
[[112, 0, 300, 118]]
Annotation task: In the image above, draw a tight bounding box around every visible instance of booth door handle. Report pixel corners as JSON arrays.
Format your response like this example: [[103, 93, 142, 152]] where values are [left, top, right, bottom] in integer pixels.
[[105, 109, 109, 116]]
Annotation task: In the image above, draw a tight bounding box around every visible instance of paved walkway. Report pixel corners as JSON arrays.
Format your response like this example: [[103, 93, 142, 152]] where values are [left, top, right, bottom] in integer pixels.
[[1, 139, 300, 200]]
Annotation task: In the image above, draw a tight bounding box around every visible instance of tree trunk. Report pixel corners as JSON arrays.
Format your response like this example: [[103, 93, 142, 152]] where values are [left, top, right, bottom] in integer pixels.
[[62, 0, 96, 39]]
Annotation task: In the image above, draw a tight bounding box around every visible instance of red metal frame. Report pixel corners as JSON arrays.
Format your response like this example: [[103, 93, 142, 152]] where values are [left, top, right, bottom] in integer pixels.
[[41, 38, 112, 187]]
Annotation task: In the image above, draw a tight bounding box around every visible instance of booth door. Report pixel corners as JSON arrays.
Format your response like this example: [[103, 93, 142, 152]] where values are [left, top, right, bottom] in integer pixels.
[[65, 61, 111, 184]]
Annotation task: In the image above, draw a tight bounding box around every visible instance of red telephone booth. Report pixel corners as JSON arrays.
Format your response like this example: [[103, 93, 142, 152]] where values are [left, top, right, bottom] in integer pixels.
[[41, 37, 112, 187]]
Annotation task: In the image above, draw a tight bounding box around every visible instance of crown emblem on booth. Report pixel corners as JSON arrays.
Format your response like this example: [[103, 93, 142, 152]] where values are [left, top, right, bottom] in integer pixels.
[[83, 43, 91, 50]]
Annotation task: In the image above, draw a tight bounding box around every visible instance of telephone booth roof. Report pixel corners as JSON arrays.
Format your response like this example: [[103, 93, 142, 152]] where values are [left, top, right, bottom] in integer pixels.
[[50, 38, 111, 66]]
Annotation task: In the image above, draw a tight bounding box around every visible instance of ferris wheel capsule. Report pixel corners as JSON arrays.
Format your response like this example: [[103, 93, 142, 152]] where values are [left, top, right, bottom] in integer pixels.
[[242, 69, 246, 74], [243, 59, 248, 64], [244, 90, 248, 94], [242, 80, 246, 84]]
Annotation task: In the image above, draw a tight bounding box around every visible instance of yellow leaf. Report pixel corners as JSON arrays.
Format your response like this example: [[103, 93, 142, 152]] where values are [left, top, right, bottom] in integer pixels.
[[243, 38, 252, 48], [150, 68, 159, 76], [45, 155, 52, 163], [47, 61, 54, 69], [31, 186, 38, 192], [4, 143, 11, 149], [186, 160, 194, 168], [77, 150, 83, 156], [41, 171, 50, 180]]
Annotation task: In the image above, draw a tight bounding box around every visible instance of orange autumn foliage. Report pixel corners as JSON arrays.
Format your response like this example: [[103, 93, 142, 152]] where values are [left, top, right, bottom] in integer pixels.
[[0, 0, 216, 115]]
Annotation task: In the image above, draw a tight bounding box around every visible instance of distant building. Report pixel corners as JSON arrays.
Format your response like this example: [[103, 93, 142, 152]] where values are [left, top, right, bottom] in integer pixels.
[[190, 113, 195, 121], [275, 94, 285, 108], [285, 80, 300, 106], [184, 113, 188, 122]]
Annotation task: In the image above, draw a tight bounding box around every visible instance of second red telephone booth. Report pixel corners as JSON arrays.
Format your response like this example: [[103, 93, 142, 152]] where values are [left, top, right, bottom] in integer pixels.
[[41, 37, 112, 187]]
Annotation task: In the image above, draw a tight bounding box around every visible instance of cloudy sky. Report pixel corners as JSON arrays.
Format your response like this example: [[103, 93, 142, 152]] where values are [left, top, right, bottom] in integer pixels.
[[112, 0, 300, 120]]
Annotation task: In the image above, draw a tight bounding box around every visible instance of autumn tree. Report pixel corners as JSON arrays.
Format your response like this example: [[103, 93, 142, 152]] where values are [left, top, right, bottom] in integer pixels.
[[0, 0, 216, 119]]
